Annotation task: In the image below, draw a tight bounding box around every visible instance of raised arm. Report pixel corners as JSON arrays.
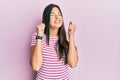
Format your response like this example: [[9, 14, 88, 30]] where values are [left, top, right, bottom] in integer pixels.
[[67, 21, 78, 68], [30, 23, 45, 71]]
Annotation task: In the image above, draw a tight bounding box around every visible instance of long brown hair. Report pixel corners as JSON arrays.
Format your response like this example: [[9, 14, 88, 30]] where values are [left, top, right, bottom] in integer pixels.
[[42, 4, 69, 64]]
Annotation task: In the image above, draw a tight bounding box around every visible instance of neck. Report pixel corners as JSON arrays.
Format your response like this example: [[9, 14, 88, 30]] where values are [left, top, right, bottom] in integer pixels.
[[50, 28, 59, 37]]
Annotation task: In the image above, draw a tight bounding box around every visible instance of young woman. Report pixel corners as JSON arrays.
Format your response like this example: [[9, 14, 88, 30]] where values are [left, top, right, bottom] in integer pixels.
[[30, 4, 78, 80]]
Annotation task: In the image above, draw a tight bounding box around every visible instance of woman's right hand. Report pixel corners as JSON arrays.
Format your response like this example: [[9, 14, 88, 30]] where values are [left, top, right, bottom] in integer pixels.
[[37, 23, 45, 36]]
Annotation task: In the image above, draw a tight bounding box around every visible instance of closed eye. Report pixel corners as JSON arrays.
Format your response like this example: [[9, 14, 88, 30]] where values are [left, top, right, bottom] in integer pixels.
[[50, 12, 62, 16]]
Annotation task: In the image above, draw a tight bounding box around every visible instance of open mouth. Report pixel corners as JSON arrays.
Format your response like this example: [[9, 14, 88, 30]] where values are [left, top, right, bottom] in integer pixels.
[[54, 20, 60, 24]]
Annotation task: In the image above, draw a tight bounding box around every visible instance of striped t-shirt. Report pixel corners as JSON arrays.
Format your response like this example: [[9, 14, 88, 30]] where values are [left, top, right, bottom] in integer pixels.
[[31, 32, 70, 80]]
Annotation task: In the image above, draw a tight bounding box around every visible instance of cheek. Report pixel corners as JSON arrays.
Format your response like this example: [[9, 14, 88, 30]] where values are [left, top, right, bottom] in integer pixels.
[[60, 17, 63, 23], [60, 19, 63, 24], [49, 18, 54, 24]]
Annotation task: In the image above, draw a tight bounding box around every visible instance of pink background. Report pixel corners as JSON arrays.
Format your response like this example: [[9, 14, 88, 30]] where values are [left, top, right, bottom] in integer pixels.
[[0, 0, 120, 80]]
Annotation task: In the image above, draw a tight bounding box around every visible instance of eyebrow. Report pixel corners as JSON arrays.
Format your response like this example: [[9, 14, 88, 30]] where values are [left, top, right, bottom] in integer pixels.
[[51, 12, 61, 14]]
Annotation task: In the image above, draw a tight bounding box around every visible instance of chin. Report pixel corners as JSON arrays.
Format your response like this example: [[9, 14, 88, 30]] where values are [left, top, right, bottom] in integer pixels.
[[57, 25, 62, 28], [54, 24, 61, 28], [58, 24, 62, 27], [51, 24, 62, 28]]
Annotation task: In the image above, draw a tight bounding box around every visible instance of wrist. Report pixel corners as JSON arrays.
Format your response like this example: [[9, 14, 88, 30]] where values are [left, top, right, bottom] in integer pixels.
[[36, 35, 43, 40], [37, 32, 43, 36], [37, 30, 43, 36], [69, 34, 74, 38], [69, 35, 74, 41]]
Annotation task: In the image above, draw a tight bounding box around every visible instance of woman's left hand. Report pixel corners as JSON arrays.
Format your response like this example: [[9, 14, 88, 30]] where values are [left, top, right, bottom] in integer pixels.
[[68, 21, 76, 37]]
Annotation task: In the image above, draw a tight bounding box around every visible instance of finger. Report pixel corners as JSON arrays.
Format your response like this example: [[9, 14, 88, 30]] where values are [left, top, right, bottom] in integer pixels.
[[69, 21, 72, 25], [71, 21, 75, 26], [69, 29, 72, 32]]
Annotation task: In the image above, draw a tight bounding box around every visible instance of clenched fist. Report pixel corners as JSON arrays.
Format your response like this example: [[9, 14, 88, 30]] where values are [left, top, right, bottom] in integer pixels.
[[37, 23, 45, 36], [68, 21, 76, 37]]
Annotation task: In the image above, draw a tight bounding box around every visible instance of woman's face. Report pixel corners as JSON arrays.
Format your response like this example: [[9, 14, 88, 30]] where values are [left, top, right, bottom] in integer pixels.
[[49, 7, 63, 29]]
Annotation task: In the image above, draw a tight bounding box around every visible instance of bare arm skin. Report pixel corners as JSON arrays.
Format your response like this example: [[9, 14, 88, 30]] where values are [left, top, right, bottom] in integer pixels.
[[30, 23, 45, 71], [67, 21, 78, 68]]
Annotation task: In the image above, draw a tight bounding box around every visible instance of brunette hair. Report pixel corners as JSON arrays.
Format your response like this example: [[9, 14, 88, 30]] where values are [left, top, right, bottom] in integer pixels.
[[42, 4, 69, 64]]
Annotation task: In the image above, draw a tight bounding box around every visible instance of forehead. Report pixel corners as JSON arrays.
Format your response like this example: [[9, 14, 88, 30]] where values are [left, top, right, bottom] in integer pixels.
[[51, 7, 60, 13]]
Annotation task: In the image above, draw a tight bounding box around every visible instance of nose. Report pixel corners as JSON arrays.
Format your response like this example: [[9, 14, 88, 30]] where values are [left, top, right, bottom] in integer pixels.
[[55, 14, 59, 19]]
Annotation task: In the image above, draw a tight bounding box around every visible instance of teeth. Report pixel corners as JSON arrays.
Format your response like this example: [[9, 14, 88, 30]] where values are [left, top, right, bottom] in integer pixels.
[[55, 20, 60, 24]]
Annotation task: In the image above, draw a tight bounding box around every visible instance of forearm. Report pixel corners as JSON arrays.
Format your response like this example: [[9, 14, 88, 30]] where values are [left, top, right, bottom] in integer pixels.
[[68, 36, 78, 68], [31, 40, 43, 71]]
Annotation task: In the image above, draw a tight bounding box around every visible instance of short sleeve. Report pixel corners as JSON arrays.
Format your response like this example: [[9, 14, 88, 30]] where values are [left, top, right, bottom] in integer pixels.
[[30, 32, 37, 47]]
